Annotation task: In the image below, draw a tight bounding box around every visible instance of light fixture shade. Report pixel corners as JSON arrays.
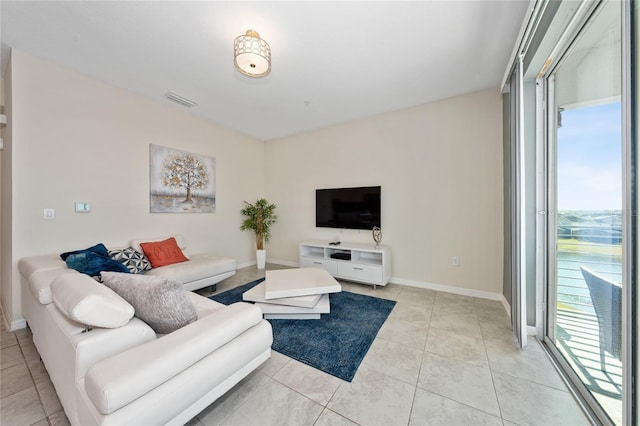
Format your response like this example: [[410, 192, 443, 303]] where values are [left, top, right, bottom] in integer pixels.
[[234, 30, 271, 77]]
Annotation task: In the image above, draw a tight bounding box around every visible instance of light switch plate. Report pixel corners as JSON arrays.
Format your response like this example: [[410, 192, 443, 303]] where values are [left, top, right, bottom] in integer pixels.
[[43, 208, 55, 220]]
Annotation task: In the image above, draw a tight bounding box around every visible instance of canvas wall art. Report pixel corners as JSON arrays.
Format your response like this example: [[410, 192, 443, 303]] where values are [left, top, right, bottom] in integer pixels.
[[149, 144, 216, 213]]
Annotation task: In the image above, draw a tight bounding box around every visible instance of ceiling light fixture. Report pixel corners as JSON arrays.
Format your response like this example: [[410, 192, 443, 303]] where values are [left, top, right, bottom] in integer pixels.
[[234, 30, 271, 78]]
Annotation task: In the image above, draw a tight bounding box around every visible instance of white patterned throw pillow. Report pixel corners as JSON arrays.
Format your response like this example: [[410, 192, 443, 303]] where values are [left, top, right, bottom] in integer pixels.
[[109, 247, 152, 274]]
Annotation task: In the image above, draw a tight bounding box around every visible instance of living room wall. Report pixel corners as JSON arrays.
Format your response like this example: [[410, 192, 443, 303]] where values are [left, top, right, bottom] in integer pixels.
[[265, 89, 504, 298], [1, 50, 265, 328]]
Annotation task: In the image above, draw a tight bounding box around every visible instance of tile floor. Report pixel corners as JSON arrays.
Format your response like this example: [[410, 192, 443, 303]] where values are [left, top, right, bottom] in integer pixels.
[[1, 264, 590, 426]]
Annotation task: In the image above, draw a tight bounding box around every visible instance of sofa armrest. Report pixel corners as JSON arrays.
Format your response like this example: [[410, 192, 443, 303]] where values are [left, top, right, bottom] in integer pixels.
[[84, 302, 264, 415]]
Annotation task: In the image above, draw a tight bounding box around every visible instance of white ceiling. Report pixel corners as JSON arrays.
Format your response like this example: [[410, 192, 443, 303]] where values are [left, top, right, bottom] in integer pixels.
[[1, 1, 530, 141]]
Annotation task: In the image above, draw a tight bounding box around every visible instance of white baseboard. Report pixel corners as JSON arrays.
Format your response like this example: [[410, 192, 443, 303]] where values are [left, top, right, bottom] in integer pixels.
[[500, 295, 512, 318], [390, 276, 504, 301], [267, 259, 299, 268], [236, 261, 256, 269], [3, 313, 27, 331], [10, 318, 27, 331], [238, 259, 299, 270], [388, 277, 515, 318], [0, 299, 27, 331]]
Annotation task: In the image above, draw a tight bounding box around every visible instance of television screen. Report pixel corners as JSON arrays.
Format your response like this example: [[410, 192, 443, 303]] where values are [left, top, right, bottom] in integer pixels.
[[316, 186, 381, 230]]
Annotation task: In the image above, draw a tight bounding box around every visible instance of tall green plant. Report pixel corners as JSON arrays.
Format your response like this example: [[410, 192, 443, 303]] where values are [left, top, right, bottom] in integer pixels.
[[240, 198, 277, 250]]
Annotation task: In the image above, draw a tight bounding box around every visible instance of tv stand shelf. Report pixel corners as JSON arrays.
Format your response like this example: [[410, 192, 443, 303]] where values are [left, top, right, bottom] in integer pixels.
[[299, 241, 391, 287]]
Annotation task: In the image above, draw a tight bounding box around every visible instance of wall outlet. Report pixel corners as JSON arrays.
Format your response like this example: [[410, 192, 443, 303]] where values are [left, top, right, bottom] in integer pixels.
[[452, 256, 460, 266]]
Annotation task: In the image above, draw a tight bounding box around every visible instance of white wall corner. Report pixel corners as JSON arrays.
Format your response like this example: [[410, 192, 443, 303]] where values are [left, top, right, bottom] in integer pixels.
[[1, 304, 26, 331]]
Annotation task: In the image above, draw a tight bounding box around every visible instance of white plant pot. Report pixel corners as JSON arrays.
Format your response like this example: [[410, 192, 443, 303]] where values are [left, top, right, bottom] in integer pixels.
[[256, 249, 266, 270]]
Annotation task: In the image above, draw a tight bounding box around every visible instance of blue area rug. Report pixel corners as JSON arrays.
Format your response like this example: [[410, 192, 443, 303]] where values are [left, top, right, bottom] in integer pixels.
[[210, 278, 396, 382]]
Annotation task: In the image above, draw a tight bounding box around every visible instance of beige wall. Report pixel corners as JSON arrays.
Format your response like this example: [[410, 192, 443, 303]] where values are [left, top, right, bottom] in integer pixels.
[[1, 50, 265, 328], [265, 89, 504, 297], [1, 50, 505, 327]]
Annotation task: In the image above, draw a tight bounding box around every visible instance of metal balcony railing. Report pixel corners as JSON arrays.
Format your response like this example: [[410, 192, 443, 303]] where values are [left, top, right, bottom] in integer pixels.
[[554, 232, 622, 409], [556, 236, 622, 315]]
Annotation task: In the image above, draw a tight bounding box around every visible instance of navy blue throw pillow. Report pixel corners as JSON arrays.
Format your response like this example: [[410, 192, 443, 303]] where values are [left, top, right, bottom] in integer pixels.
[[60, 243, 110, 261], [65, 251, 130, 276]]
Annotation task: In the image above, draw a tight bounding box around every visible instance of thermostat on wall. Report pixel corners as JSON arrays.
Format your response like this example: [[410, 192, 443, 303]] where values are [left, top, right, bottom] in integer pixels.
[[75, 202, 91, 213]]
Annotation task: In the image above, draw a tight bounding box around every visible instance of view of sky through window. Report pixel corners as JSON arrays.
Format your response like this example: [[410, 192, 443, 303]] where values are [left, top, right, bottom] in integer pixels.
[[557, 102, 622, 211]]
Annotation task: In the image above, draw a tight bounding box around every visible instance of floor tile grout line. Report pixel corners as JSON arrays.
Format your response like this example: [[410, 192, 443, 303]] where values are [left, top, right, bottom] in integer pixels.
[[322, 382, 342, 410], [406, 349, 428, 425], [269, 358, 342, 409], [313, 407, 359, 426], [415, 384, 506, 423], [197, 370, 272, 426], [476, 296, 513, 425], [486, 346, 507, 424], [405, 382, 419, 426], [417, 353, 507, 420], [490, 367, 574, 394], [12, 329, 50, 426], [230, 368, 332, 425]]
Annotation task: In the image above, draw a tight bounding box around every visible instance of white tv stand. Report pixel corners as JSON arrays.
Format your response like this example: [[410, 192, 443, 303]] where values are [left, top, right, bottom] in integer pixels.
[[299, 241, 391, 288]]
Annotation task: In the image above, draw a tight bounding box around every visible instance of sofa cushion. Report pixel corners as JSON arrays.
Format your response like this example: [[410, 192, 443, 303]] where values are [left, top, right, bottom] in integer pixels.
[[139, 237, 189, 268], [84, 302, 266, 415], [28, 269, 79, 305], [186, 292, 226, 319], [109, 247, 152, 274], [101, 272, 197, 334], [51, 274, 134, 328], [144, 254, 236, 284], [19, 255, 78, 305], [18, 255, 68, 279]]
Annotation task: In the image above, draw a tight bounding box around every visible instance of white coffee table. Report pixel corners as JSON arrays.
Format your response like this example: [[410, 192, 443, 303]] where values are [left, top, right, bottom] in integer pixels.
[[263, 268, 342, 299], [242, 268, 341, 319], [243, 281, 323, 308], [255, 294, 330, 320]]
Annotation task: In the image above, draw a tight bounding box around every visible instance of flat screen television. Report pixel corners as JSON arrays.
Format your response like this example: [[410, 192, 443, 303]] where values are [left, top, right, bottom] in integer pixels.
[[316, 186, 381, 230]]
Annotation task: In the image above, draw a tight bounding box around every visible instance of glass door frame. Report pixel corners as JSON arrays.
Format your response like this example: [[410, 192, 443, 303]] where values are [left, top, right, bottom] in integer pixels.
[[510, 55, 528, 349], [536, 1, 634, 424]]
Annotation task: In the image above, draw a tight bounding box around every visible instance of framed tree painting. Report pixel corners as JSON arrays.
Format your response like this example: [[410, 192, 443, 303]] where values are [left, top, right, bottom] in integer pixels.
[[149, 144, 216, 213]]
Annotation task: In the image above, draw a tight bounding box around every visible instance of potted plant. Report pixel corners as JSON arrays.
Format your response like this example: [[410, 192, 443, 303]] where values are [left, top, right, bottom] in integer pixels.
[[240, 198, 277, 269]]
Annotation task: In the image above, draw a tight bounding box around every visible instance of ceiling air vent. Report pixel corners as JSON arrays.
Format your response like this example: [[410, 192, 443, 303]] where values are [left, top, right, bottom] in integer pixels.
[[165, 92, 197, 108]]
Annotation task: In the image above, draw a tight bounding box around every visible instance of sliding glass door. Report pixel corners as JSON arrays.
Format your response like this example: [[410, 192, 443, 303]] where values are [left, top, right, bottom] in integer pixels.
[[545, 1, 623, 424]]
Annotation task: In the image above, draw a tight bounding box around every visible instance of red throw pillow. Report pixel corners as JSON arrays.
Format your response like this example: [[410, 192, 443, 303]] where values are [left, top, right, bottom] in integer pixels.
[[139, 237, 189, 268]]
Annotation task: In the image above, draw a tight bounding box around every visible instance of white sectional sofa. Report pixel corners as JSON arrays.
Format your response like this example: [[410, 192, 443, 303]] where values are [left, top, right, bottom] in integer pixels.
[[18, 250, 272, 425]]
